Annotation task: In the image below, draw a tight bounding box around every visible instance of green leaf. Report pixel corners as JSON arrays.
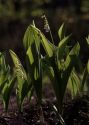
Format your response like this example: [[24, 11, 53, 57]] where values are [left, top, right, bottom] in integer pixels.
[[26, 43, 39, 77], [10, 50, 30, 111], [26, 43, 42, 104], [10, 50, 27, 80], [58, 35, 71, 59], [68, 69, 80, 97], [60, 42, 80, 97], [0, 80, 8, 93], [23, 24, 54, 58], [42, 56, 54, 80], [87, 60, 89, 73], [23, 25, 41, 52], [28, 86, 34, 102], [64, 42, 80, 69], [2, 77, 16, 111], [40, 33, 54, 57], [86, 35, 89, 46], [81, 67, 88, 91], [23, 25, 35, 51], [58, 23, 65, 40], [27, 46, 34, 65], [0, 52, 10, 93], [21, 81, 32, 106], [31, 25, 54, 57]]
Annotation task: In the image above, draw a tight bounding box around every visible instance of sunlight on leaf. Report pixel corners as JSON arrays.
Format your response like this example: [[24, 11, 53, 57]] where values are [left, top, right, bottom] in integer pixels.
[[10, 50, 31, 111]]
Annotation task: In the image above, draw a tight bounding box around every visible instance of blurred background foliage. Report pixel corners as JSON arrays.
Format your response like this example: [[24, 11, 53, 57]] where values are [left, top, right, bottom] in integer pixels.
[[0, 0, 89, 20], [0, 0, 89, 65]]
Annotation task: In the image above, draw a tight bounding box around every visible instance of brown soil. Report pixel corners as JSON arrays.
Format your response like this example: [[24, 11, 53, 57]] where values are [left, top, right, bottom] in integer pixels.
[[63, 94, 89, 125], [0, 85, 89, 125]]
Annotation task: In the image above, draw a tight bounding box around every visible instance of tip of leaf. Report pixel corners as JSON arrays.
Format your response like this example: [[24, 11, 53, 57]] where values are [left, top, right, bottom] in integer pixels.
[[58, 23, 65, 40], [9, 50, 15, 56], [32, 20, 36, 27], [86, 35, 89, 46]]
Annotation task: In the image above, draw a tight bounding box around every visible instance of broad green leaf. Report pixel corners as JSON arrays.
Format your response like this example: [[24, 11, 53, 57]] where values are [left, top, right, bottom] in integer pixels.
[[23, 25, 41, 52], [58, 23, 65, 40], [30, 25, 40, 50], [26, 43, 42, 104], [81, 67, 88, 91], [31, 25, 54, 57], [27, 46, 34, 65], [58, 35, 71, 48], [21, 81, 32, 106], [10, 50, 30, 111], [0, 80, 8, 93], [10, 50, 27, 80], [64, 42, 80, 69], [40, 33, 54, 57], [24, 24, 54, 58], [23, 25, 35, 51], [69, 42, 80, 55], [0, 52, 10, 93], [58, 35, 71, 59], [68, 69, 80, 97], [2, 77, 16, 111], [0, 52, 7, 71], [42, 56, 54, 80], [63, 42, 80, 88], [34, 66, 39, 80], [26, 43, 39, 77], [60, 43, 80, 99], [0, 66, 10, 88]]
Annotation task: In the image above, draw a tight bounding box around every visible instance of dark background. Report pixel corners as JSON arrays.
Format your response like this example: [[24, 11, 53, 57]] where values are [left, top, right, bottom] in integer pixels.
[[0, 0, 89, 65]]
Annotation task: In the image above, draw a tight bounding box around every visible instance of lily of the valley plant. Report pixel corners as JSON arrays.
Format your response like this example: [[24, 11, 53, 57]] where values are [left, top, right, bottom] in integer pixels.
[[0, 20, 89, 125]]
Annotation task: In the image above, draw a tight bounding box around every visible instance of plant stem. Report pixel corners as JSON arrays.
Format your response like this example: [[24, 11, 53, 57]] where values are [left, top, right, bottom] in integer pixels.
[[49, 28, 54, 45], [38, 105, 45, 124]]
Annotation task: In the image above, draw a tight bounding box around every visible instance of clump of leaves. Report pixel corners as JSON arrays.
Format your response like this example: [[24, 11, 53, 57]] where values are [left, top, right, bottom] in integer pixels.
[[79, 36, 89, 92], [23, 21, 81, 116], [1, 18, 89, 125]]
